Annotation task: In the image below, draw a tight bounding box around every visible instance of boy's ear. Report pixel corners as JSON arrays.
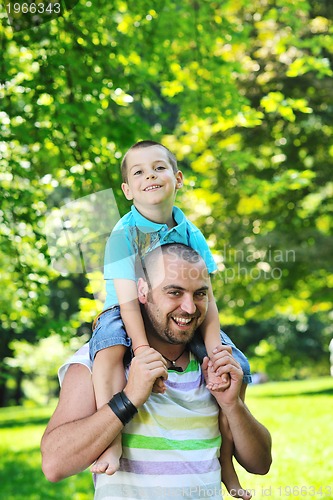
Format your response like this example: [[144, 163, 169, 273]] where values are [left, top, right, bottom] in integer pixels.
[[137, 278, 149, 303], [121, 182, 134, 201], [175, 170, 184, 189]]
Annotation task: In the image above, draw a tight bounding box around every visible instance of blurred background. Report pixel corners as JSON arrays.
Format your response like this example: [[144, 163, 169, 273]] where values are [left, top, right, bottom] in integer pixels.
[[1, 0, 332, 498]]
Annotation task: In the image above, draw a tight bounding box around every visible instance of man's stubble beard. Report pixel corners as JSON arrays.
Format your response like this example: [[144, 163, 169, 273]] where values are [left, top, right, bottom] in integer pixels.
[[143, 293, 200, 346]]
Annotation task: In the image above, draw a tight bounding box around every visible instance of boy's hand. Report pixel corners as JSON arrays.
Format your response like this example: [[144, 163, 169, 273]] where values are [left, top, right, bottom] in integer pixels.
[[205, 344, 231, 391], [152, 377, 167, 394], [205, 368, 231, 392], [202, 345, 243, 406]]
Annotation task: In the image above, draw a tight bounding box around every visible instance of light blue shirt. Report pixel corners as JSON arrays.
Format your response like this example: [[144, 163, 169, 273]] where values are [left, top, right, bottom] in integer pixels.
[[104, 205, 217, 309]]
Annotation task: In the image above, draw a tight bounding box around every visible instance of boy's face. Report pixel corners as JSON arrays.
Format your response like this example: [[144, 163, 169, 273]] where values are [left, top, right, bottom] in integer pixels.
[[121, 145, 183, 211]]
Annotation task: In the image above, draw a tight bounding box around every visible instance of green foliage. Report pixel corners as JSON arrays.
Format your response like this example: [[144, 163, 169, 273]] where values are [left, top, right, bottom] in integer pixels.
[[1, 0, 332, 402], [229, 314, 332, 380], [5, 334, 89, 405]]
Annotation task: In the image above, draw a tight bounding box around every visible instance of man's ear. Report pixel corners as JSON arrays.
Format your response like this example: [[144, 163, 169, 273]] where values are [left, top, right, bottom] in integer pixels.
[[137, 278, 149, 303], [121, 182, 134, 201]]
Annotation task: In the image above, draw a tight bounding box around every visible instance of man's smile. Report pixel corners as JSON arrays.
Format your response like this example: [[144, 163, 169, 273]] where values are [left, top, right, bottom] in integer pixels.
[[171, 316, 196, 328]]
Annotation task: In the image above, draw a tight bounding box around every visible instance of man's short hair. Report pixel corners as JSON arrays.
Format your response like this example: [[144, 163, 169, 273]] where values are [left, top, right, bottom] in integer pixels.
[[121, 141, 178, 183], [136, 243, 203, 284]]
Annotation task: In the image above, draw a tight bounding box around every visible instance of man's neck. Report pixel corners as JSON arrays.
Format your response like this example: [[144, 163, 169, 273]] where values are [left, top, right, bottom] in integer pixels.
[[145, 329, 190, 371]]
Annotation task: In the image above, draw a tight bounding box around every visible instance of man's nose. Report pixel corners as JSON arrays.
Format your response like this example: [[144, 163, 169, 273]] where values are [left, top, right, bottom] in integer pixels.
[[180, 295, 196, 315]]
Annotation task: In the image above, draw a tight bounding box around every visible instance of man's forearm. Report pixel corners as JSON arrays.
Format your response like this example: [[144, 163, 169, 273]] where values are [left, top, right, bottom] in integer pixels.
[[223, 398, 272, 474], [41, 364, 125, 482], [41, 405, 123, 481]]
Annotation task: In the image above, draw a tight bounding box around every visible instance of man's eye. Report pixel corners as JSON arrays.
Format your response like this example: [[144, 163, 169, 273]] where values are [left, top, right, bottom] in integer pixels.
[[195, 292, 207, 298], [169, 291, 180, 296]]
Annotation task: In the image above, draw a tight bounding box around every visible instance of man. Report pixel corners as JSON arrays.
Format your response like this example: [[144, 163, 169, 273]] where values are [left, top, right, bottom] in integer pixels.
[[41, 244, 272, 499]]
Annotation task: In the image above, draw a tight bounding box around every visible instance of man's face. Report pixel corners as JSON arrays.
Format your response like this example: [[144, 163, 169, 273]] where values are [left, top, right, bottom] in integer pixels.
[[138, 253, 210, 345]]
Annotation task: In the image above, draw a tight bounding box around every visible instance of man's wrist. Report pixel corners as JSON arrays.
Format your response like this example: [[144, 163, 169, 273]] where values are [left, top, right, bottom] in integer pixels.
[[215, 395, 243, 415], [107, 391, 138, 426]]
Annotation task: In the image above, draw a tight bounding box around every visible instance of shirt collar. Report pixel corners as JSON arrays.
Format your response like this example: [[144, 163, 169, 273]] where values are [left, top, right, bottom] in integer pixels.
[[131, 204, 186, 235]]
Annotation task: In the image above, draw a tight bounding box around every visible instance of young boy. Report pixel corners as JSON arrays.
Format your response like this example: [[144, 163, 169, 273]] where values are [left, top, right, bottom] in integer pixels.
[[89, 141, 252, 500]]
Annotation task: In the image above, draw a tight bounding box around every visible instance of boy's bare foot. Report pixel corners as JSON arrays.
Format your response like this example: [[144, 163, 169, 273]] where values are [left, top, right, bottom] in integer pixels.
[[91, 434, 122, 475], [229, 487, 252, 500], [222, 460, 252, 500]]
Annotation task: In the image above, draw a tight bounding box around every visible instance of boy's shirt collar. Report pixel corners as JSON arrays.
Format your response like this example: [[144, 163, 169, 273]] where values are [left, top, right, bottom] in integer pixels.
[[131, 205, 186, 235]]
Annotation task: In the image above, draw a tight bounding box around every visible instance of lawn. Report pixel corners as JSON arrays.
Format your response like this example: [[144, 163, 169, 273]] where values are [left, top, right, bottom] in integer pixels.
[[231, 377, 333, 500], [0, 406, 93, 499], [0, 377, 332, 499]]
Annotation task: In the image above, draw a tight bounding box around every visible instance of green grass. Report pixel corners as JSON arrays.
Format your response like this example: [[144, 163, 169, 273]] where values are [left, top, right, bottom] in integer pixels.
[[0, 405, 94, 499], [0, 377, 332, 499], [231, 377, 333, 500]]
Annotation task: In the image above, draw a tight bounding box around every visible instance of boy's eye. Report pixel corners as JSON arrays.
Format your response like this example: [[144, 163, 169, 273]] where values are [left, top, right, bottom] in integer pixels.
[[155, 165, 166, 170], [133, 170, 142, 176]]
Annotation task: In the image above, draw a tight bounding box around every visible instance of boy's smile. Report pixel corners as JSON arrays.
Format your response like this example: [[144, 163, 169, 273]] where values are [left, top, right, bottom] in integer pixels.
[[143, 184, 161, 192]]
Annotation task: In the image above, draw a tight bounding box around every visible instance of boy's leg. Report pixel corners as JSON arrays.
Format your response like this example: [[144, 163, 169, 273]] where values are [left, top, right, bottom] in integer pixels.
[[91, 345, 126, 475], [219, 411, 252, 500]]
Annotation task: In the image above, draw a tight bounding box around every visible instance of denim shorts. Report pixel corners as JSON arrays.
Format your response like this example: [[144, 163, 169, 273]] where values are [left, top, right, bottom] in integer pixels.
[[89, 306, 131, 361], [189, 330, 252, 384]]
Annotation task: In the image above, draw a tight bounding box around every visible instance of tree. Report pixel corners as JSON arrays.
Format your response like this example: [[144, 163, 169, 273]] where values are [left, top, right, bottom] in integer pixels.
[[1, 0, 332, 402]]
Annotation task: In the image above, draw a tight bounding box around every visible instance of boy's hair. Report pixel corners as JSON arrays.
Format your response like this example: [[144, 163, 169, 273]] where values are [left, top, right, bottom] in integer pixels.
[[121, 140, 178, 183]]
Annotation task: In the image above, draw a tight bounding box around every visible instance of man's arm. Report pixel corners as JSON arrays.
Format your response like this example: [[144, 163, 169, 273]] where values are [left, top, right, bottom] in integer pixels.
[[41, 349, 167, 482], [203, 347, 272, 475]]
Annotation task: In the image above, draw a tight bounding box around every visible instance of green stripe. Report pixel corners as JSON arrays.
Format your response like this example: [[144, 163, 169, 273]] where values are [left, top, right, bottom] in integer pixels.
[[180, 359, 198, 372], [122, 433, 221, 451]]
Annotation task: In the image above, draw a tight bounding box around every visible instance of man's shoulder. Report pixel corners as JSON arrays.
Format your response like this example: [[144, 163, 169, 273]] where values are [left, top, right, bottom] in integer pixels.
[[58, 343, 92, 387]]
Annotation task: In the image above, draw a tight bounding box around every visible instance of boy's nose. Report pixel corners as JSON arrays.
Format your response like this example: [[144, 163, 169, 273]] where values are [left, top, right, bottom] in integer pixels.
[[146, 171, 157, 179]]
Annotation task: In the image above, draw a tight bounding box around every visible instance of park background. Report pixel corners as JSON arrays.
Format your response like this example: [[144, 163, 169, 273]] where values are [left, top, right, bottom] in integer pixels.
[[1, 0, 332, 498]]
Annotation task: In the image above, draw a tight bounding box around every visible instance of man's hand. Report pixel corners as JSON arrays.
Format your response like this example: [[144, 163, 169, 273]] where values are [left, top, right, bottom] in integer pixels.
[[202, 345, 243, 408], [124, 348, 168, 407]]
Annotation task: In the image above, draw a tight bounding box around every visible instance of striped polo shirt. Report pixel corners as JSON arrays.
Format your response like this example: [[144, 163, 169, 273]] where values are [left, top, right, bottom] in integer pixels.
[[58, 344, 223, 499]]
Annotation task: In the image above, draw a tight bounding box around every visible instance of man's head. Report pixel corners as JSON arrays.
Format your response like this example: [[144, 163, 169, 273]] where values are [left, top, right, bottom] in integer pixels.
[[137, 244, 210, 346]]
